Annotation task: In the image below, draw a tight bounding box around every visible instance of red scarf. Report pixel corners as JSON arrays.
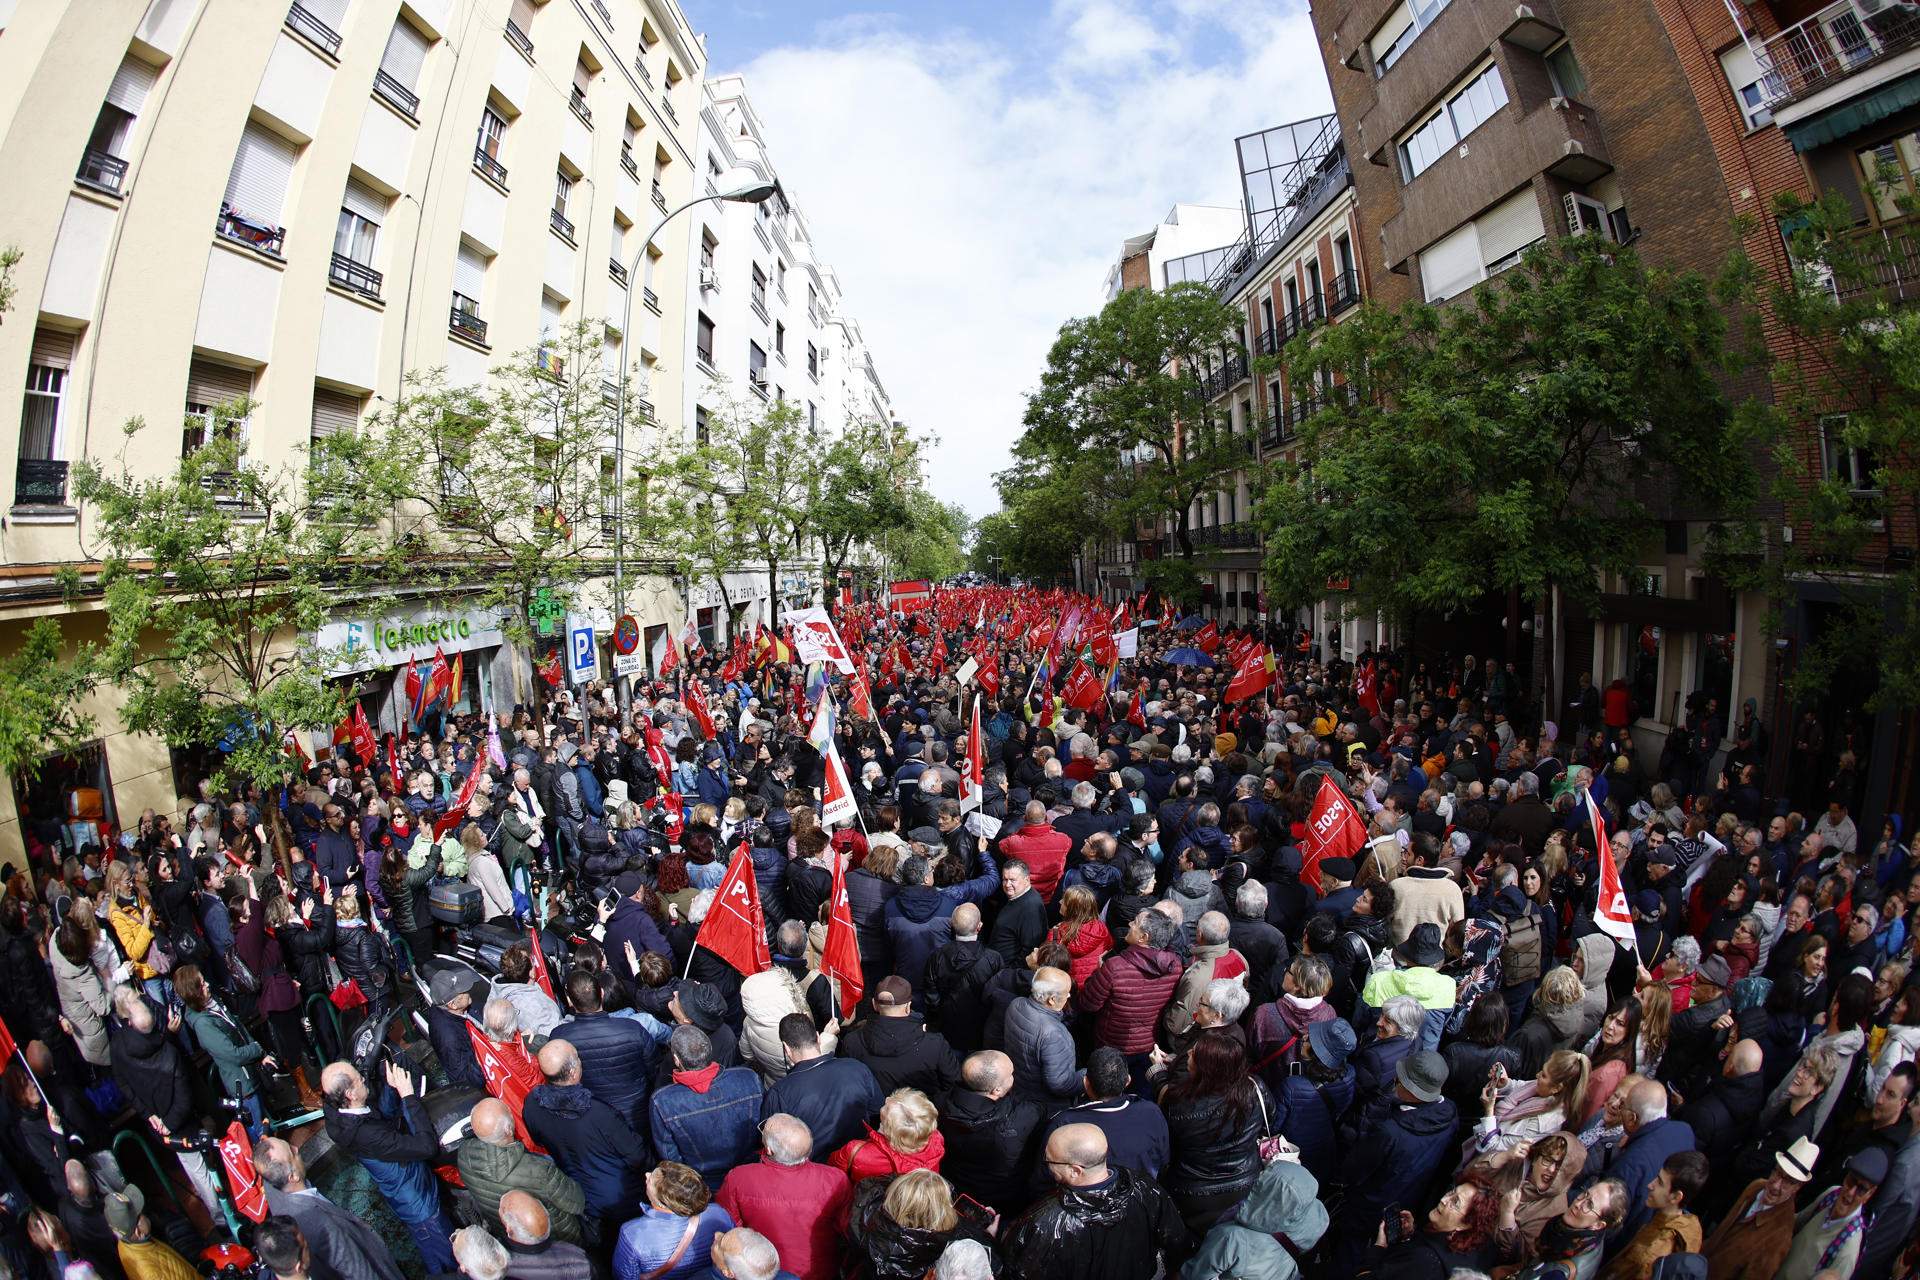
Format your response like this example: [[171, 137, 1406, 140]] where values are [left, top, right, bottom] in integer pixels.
[[672, 1062, 721, 1094]]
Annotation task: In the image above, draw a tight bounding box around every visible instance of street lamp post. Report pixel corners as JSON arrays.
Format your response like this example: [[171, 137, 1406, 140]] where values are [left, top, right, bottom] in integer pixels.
[[610, 174, 776, 706]]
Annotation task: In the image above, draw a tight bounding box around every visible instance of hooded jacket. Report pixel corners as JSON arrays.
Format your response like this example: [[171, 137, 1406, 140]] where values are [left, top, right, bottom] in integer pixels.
[[1762, 1025, 1865, 1145], [1573, 935, 1617, 1043], [837, 1013, 962, 1098], [1466, 1131, 1587, 1253], [1507, 997, 1587, 1078], [1181, 1159, 1328, 1280], [110, 1001, 195, 1134], [1001, 824, 1072, 903], [739, 967, 837, 1083], [1334, 1094, 1461, 1236], [845, 866, 898, 984], [1078, 945, 1182, 1054], [1251, 996, 1337, 1081], [1270, 1066, 1355, 1184], [829, 1125, 946, 1186], [714, 1157, 852, 1280], [521, 1081, 650, 1219], [941, 1088, 1047, 1213], [603, 897, 672, 985], [1001, 1166, 1189, 1280]]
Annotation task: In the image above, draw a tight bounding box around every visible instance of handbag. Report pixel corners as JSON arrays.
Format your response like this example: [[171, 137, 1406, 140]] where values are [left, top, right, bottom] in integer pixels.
[[145, 934, 175, 976], [222, 947, 261, 996], [1252, 1082, 1296, 1166], [329, 978, 368, 1011]]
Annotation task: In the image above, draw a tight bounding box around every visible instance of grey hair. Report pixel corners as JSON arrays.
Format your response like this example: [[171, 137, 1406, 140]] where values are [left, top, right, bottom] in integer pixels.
[[451, 1228, 509, 1280], [1856, 903, 1880, 931], [1235, 880, 1268, 916], [1071, 782, 1097, 810], [688, 888, 716, 925], [935, 1240, 995, 1280], [1127, 860, 1156, 890], [1631, 1087, 1669, 1124], [760, 1113, 813, 1165], [1136, 909, 1180, 951], [670, 1024, 715, 1070], [483, 999, 518, 1041], [721, 1229, 782, 1280], [1383, 995, 1426, 1038], [1205, 976, 1249, 1023], [1196, 911, 1230, 946], [1668, 935, 1701, 972], [1031, 969, 1071, 1003]]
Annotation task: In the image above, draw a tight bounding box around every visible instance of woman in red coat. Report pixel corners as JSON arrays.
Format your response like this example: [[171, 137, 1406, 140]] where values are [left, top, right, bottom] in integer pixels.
[[1048, 886, 1113, 987], [829, 1088, 945, 1187]]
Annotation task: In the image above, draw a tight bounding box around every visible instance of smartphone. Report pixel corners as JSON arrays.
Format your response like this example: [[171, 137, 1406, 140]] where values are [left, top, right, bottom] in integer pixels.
[[1382, 1203, 1408, 1247], [1490, 1062, 1509, 1088]]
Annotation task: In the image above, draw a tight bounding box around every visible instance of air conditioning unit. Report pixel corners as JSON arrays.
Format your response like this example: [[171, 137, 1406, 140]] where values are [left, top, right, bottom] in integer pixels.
[[1563, 192, 1613, 240], [699, 268, 719, 291]]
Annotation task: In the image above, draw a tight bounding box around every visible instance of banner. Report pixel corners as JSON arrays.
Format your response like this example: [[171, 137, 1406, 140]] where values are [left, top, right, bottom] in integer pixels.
[[1115, 627, 1139, 659], [958, 695, 985, 814], [528, 926, 555, 1001], [786, 607, 856, 674], [1301, 775, 1367, 891], [694, 847, 772, 977], [215, 1121, 269, 1223], [433, 757, 484, 841], [1588, 793, 1637, 956], [467, 1025, 547, 1154], [821, 853, 864, 1019]]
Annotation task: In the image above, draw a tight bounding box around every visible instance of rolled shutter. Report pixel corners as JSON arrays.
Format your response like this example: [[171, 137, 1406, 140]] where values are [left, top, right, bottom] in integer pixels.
[[541, 293, 563, 335], [1369, 2, 1414, 63], [1418, 221, 1483, 303], [106, 55, 158, 114], [341, 177, 387, 225], [1476, 189, 1547, 267], [509, 0, 536, 30], [31, 328, 76, 370], [301, 0, 349, 29], [222, 122, 298, 225], [573, 61, 591, 95], [379, 20, 431, 91], [310, 388, 361, 438], [454, 244, 487, 299], [186, 358, 253, 407]]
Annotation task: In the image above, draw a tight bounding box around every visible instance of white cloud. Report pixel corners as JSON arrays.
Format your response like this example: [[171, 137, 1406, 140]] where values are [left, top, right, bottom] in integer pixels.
[[722, 0, 1330, 517]]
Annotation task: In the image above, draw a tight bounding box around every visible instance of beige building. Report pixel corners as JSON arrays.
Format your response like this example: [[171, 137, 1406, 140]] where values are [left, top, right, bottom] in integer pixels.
[[0, 0, 716, 844]]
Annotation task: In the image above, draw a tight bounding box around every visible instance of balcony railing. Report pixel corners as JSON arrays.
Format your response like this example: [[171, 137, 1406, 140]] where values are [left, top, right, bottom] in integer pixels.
[[503, 19, 534, 60], [1834, 226, 1920, 304], [1199, 349, 1249, 401], [1327, 268, 1361, 316], [77, 147, 129, 194], [636, 397, 655, 420], [643, 286, 661, 313], [474, 146, 508, 187], [660, 93, 678, 124], [569, 87, 593, 127], [1260, 405, 1289, 449], [329, 253, 383, 299], [591, 0, 612, 24], [450, 294, 488, 344], [216, 203, 285, 256], [609, 258, 629, 286], [550, 208, 575, 243], [634, 56, 654, 88], [1757, 0, 1920, 108], [14, 458, 69, 506], [1257, 325, 1282, 357], [374, 69, 420, 118], [620, 146, 639, 180], [651, 179, 667, 212], [601, 379, 621, 407], [1282, 293, 1327, 342], [286, 1, 342, 55]]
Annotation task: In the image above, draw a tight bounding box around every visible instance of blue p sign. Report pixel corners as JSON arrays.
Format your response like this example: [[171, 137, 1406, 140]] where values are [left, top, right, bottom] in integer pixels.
[[567, 619, 598, 683]]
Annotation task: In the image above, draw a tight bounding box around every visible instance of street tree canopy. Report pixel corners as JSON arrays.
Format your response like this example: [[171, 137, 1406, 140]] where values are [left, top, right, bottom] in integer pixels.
[[1256, 235, 1756, 622]]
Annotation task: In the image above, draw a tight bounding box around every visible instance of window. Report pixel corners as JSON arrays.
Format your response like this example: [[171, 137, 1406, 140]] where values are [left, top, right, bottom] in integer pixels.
[[220, 120, 298, 246], [376, 19, 430, 115], [310, 387, 361, 444], [751, 263, 767, 312], [774, 321, 786, 356], [1419, 221, 1485, 303], [1855, 134, 1920, 222], [806, 341, 818, 378], [700, 231, 716, 276], [507, 0, 536, 51], [1719, 43, 1772, 130], [1335, 234, 1355, 278], [1304, 259, 1322, 306], [1282, 277, 1299, 319], [81, 54, 156, 191], [695, 406, 710, 445], [708, 154, 723, 179], [475, 106, 508, 184], [696, 312, 715, 366], [1421, 188, 1547, 300], [749, 342, 768, 393], [552, 169, 574, 240], [1821, 414, 1880, 495], [183, 359, 253, 456], [454, 244, 487, 314], [1369, 0, 1452, 77], [540, 292, 564, 341], [1546, 42, 1589, 101], [20, 329, 73, 466], [331, 178, 386, 296], [1259, 296, 1275, 334], [807, 401, 817, 432], [775, 259, 787, 295], [1399, 62, 1508, 181]]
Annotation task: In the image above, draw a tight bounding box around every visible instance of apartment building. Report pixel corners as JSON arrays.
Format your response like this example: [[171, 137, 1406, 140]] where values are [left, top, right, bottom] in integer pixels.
[[1654, 0, 1920, 823], [679, 73, 897, 635], [1308, 0, 1772, 762], [0, 0, 710, 836]]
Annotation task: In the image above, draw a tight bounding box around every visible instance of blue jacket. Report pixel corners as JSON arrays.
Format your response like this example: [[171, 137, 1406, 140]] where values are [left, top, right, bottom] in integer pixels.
[[613, 1205, 733, 1280], [693, 766, 730, 810], [522, 1081, 649, 1220], [605, 898, 673, 985], [649, 1067, 764, 1189], [883, 851, 999, 991], [1335, 1094, 1459, 1234], [761, 1054, 883, 1155], [1271, 1067, 1355, 1185], [323, 1093, 441, 1226], [552, 1012, 657, 1139], [312, 828, 359, 888], [574, 763, 605, 820], [1041, 1094, 1170, 1179], [1608, 1116, 1697, 1242]]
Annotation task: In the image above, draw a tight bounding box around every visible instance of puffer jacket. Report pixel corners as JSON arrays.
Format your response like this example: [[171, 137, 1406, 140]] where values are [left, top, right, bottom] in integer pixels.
[[1000, 1165, 1189, 1280], [550, 1011, 656, 1137], [110, 998, 194, 1134], [278, 905, 336, 997], [1181, 1158, 1328, 1280], [829, 1126, 946, 1186], [456, 1137, 588, 1245], [1077, 945, 1182, 1054], [845, 867, 898, 985], [1048, 918, 1113, 987], [332, 920, 393, 1002], [1573, 934, 1617, 1043], [1506, 997, 1587, 1078], [384, 846, 439, 938], [847, 1173, 997, 1280], [1161, 1080, 1274, 1205], [748, 845, 788, 933], [1005, 996, 1083, 1106], [739, 967, 836, 1082], [884, 886, 955, 992], [1269, 1066, 1354, 1184], [940, 1088, 1046, 1214], [51, 946, 112, 1066]]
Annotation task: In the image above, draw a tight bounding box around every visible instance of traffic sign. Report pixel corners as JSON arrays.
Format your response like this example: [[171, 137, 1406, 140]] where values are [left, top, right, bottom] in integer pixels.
[[612, 614, 640, 655], [566, 614, 599, 684]]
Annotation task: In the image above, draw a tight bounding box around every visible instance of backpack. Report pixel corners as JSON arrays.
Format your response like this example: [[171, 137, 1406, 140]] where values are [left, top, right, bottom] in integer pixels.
[[1649, 1255, 1708, 1280], [1501, 905, 1544, 986]]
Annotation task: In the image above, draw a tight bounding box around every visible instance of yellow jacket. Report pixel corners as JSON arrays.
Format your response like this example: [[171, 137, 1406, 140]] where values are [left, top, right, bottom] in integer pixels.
[[1598, 1208, 1702, 1280], [109, 903, 157, 981], [119, 1238, 201, 1280]]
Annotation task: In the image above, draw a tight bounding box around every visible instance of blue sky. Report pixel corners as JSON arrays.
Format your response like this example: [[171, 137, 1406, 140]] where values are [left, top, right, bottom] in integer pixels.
[[680, 1, 1331, 516]]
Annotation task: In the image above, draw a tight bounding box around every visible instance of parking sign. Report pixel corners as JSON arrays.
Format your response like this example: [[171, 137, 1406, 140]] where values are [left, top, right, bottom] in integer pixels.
[[566, 615, 599, 684]]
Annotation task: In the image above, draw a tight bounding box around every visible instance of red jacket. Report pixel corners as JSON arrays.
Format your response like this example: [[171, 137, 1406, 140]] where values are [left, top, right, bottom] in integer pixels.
[[1077, 946, 1182, 1054], [1049, 917, 1114, 987], [999, 824, 1072, 903], [715, 1156, 852, 1280], [829, 1126, 945, 1187]]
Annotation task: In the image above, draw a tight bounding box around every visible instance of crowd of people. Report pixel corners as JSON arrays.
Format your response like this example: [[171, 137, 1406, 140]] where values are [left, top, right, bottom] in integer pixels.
[[1, 584, 1918, 1280]]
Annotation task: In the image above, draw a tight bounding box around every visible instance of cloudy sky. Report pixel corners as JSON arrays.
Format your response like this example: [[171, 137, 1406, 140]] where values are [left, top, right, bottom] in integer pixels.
[[685, 0, 1332, 517]]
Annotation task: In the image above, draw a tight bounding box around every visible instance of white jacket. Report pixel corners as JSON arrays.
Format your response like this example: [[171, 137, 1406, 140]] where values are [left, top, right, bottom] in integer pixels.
[[468, 851, 514, 920], [738, 967, 837, 1082]]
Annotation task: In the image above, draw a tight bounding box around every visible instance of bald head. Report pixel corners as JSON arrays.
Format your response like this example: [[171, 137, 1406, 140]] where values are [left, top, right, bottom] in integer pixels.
[[498, 1191, 549, 1245], [1043, 1123, 1109, 1187], [713, 1228, 781, 1280], [951, 903, 982, 939], [252, 1136, 303, 1190], [1626, 1079, 1668, 1129], [961, 1050, 1012, 1099], [1728, 1039, 1764, 1077], [64, 1159, 92, 1203], [760, 1113, 813, 1165], [471, 1098, 515, 1145], [319, 1062, 365, 1109], [1031, 966, 1071, 1007], [536, 1039, 581, 1084]]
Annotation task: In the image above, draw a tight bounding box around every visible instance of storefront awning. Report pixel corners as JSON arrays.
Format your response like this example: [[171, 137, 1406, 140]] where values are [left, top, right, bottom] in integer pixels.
[[1784, 73, 1920, 152]]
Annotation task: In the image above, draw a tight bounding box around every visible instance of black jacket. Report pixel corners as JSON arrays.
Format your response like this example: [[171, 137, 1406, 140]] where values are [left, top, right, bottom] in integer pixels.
[[848, 1173, 998, 1280], [837, 1014, 963, 1099], [939, 1088, 1046, 1214], [1678, 1067, 1767, 1171], [1000, 1167, 1190, 1280], [761, 1053, 884, 1154], [423, 1007, 485, 1092], [1159, 1081, 1273, 1204], [551, 1011, 657, 1138], [1227, 915, 1289, 1006], [521, 1081, 649, 1219], [332, 922, 392, 1000], [110, 999, 195, 1134], [987, 891, 1049, 965], [922, 938, 1005, 1052], [280, 908, 337, 996]]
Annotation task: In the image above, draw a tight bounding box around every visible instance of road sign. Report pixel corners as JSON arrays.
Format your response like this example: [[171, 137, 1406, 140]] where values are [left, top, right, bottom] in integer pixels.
[[613, 651, 644, 678], [612, 614, 640, 655], [566, 614, 599, 684]]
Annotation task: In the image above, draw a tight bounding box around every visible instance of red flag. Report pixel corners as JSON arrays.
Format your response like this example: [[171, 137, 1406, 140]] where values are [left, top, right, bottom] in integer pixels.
[[1061, 661, 1103, 712], [349, 704, 378, 764], [975, 649, 1000, 699], [528, 926, 555, 1000], [1224, 645, 1275, 704], [538, 653, 564, 688], [433, 758, 484, 841], [466, 1025, 547, 1153], [848, 666, 877, 720], [1127, 690, 1147, 730], [694, 845, 771, 977], [215, 1121, 269, 1223], [387, 736, 405, 796], [1588, 793, 1637, 957], [685, 680, 717, 739], [1194, 620, 1222, 654], [404, 655, 422, 725], [959, 695, 985, 814], [821, 852, 864, 1019], [284, 726, 311, 771], [0, 1012, 17, 1065], [644, 726, 677, 792], [1300, 775, 1367, 891], [1356, 658, 1380, 718], [820, 739, 859, 828]]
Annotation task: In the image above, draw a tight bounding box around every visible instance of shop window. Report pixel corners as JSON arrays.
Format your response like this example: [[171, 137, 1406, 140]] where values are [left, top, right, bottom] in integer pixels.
[[1629, 624, 1662, 724], [1855, 134, 1920, 223], [15, 741, 118, 857]]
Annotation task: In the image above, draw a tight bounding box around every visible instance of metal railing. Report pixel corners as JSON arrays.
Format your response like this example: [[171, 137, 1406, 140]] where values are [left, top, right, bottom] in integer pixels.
[[450, 295, 487, 344], [286, 1, 342, 55], [634, 56, 654, 88], [77, 148, 129, 193], [1834, 226, 1920, 304], [1199, 349, 1249, 401], [474, 146, 508, 187], [550, 207, 575, 242], [1257, 325, 1282, 357], [374, 69, 419, 117], [504, 19, 534, 60], [216, 203, 285, 255], [591, 0, 612, 24], [651, 178, 667, 212], [643, 286, 660, 313], [620, 146, 639, 179], [600, 379, 620, 407], [329, 253, 383, 299], [1327, 267, 1361, 316], [1756, 0, 1920, 108], [569, 87, 593, 127], [660, 92, 678, 124], [14, 458, 69, 505], [609, 258, 629, 286]]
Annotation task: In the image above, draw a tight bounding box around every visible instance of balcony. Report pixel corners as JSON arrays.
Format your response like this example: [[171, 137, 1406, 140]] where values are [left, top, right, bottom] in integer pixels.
[[635, 397, 655, 420], [620, 146, 639, 180], [1327, 268, 1361, 316], [1257, 325, 1282, 357], [609, 258, 629, 286], [1282, 293, 1327, 343], [1198, 348, 1249, 402], [634, 56, 654, 88], [651, 178, 667, 212], [285, 1, 342, 56], [374, 70, 419, 118], [1260, 405, 1289, 450], [77, 147, 128, 194], [1833, 224, 1920, 303], [450, 294, 488, 344], [569, 87, 593, 128], [473, 146, 508, 188], [329, 252, 383, 300], [601, 379, 620, 407], [1756, 0, 1920, 111], [550, 207, 576, 244], [591, 0, 612, 24], [660, 93, 678, 125], [503, 19, 534, 61], [216, 203, 285, 257], [642, 286, 661, 314], [14, 458, 69, 506]]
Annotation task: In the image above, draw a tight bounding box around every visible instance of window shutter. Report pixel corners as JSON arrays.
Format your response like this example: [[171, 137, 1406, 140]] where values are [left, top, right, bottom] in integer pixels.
[[222, 122, 298, 224], [541, 293, 563, 335], [1369, 3, 1415, 63], [1418, 221, 1483, 303], [341, 177, 386, 224], [310, 388, 360, 438], [302, 0, 349, 28], [31, 328, 76, 370], [574, 61, 591, 95], [454, 245, 487, 299], [106, 54, 158, 114], [1476, 189, 1547, 266], [510, 0, 536, 30], [186, 358, 253, 407], [380, 20, 431, 90]]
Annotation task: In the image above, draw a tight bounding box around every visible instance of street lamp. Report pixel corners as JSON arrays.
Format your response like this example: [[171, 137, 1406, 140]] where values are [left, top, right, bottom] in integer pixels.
[[610, 171, 777, 703]]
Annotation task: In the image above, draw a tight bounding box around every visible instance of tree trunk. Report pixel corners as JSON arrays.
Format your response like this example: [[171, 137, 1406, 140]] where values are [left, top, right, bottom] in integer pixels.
[[716, 577, 734, 646], [767, 557, 782, 630]]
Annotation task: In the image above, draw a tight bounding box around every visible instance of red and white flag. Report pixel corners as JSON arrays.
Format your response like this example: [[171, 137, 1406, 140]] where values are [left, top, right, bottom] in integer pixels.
[[1300, 774, 1367, 891], [695, 845, 772, 977], [349, 704, 378, 764], [1587, 792, 1637, 956], [821, 852, 864, 1019], [959, 695, 985, 814], [527, 926, 555, 1001], [1061, 661, 1104, 712], [975, 648, 1000, 699], [685, 680, 717, 739], [433, 757, 484, 841], [653, 628, 681, 677], [467, 1025, 547, 1154], [215, 1120, 269, 1223], [1223, 645, 1276, 704]]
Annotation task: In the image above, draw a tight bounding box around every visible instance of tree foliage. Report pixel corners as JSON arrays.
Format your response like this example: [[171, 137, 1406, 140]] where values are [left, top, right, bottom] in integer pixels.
[[891, 492, 970, 584], [1256, 236, 1756, 620], [0, 618, 99, 783], [815, 419, 915, 605]]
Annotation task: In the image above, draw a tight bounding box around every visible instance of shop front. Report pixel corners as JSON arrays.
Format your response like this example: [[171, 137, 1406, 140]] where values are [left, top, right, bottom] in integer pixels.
[[316, 598, 513, 736]]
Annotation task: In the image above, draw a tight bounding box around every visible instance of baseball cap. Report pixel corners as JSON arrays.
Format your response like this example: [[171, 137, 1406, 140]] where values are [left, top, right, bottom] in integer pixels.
[[613, 870, 647, 897], [873, 976, 912, 1009]]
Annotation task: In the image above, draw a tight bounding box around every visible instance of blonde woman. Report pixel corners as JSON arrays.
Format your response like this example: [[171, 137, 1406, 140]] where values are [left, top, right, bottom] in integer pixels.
[[104, 860, 160, 989], [830, 1088, 944, 1185], [848, 1169, 995, 1280], [1467, 1048, 1591, 1160]]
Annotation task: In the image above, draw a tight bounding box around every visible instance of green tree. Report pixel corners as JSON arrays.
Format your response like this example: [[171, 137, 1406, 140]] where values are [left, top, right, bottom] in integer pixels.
[[1020, 283, 1247, 578], [815, 419, 914, 607], [975, 451, 1125, 585], [1257, 236, 1754, 639], [892, 492, 969, 583]]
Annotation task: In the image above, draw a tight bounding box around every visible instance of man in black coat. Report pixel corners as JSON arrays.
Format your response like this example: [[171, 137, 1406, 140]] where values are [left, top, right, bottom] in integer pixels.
[[423, 970, 488, 1092], [1676, 1037, 1767, 1173], [985, 860, 1048, 965], [922, 903, 1004, 1053], [1225, 881, 1289, 1006], [836, 977, 963, 1098], [762, 1014, 883, 1153], [998, 1123, 1190, 1280], [939, 1050, 1045, 1217], [549, 969, 657, 1139]]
